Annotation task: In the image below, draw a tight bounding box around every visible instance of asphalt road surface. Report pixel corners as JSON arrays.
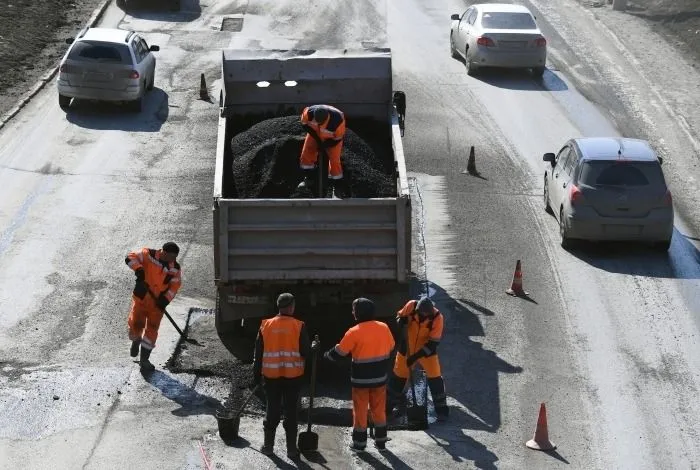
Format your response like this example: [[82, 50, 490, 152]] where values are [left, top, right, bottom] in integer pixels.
[[1, 0, 699, 469]]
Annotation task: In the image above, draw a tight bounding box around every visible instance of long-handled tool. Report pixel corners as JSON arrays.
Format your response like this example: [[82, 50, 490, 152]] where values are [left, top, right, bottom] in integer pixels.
[[146, 287, 202, 346], [216, 384, 261, 442], [298, 335, 320, 452]]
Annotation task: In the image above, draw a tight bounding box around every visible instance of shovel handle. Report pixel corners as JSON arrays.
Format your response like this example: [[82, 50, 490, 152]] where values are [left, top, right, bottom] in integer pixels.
[[306, 335, 319, 432], [234, 384, 261, 419], [146, 286, 187, 338]]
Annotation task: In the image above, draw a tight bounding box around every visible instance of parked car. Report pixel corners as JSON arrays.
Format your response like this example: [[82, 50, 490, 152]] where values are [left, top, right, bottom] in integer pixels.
[[543, 137, 673, 251], [57, 27, 160, 112], [450, 3, 547, 77]]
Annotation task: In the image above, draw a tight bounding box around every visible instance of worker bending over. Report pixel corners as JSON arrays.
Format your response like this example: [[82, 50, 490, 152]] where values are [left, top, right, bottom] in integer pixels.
[[386, 297, 449, 421], [324, 298, 395, 451], [297, 104, 350, 198], [125, 242, 182, 373]]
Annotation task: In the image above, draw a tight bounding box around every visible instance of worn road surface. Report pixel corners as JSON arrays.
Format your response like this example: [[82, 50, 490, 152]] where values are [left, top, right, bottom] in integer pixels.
[[1, 0, 700, 469]]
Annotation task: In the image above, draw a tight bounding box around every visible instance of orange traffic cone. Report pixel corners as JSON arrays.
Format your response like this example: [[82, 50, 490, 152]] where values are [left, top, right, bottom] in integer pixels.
[[505, 259, 528, 297], [526, 403, 556, 451]]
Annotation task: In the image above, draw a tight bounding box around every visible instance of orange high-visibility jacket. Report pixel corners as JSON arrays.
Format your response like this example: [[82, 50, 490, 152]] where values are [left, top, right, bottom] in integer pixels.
[[330, 320, 395, 388], [259, 315, 306, 379], [301, 105, 346, 142], [126, 248, 182, 302], [397, 300, 444, 357]]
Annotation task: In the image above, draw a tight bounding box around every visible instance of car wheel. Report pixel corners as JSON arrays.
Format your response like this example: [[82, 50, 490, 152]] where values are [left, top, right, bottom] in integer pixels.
[[560, 208, 573, 249], [653, 239, 671, 252], [466, 49, 479, 76], [129, 97, 142, 113], [450, 33, 460, 60], [532, 66, 546, 78], [58, 94, 71, 110], [544, 178, 553, 214]]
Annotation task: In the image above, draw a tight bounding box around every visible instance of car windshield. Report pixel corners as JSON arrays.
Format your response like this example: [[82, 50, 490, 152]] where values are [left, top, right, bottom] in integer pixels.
[[68, 41, 132, 64], [481, 12, 537, 30], [578, 160, 665, 187]]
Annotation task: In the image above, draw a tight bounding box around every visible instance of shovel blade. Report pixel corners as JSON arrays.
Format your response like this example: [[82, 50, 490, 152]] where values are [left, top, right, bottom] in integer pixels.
[[297, 431, 319, 452]]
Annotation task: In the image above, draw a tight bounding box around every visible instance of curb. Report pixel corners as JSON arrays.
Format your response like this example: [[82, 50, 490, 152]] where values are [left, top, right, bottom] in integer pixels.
[[0, 0, 113, 131]]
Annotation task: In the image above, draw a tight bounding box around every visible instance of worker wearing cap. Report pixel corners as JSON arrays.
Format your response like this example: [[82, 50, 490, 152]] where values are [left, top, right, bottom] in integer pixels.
[[386, 297, 449, 420], [297, 104, 350, 198], [324, 298, 395, 452], [125, 242, 182, 373], [253, 293, 316, 460]]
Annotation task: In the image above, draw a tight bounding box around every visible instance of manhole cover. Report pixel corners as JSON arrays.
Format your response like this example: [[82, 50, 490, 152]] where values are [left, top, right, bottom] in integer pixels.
[[221, 17, 244, 32]]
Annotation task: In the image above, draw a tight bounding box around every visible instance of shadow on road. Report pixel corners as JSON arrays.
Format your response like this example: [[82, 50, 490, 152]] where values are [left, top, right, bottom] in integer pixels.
[[142, 369, 221, 417], [474, 67, 568, 92], [118, 0, 202, 22], [564, 227, 700, 280], [65, 88, 170, 132]]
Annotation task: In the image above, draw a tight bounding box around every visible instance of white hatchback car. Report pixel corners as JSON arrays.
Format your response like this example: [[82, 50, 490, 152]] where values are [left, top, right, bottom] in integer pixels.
[[450, 3, 547, 77], [57, 27, 160, 112]]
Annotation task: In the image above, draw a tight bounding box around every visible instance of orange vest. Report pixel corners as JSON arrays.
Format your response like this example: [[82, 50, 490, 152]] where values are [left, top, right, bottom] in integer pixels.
[[398, 300, 443, 356], [126, 247, 182, 302], [300, 105, 346, 141], [260, 315, 305, 379]]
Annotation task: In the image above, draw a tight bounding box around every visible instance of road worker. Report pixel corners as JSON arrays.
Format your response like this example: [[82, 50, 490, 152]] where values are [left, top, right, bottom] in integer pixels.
[[253, 293, 317, 460], [125, 242, 182, 373], [386, 296, 449, 421], [323, 298, 395, 452], [297, 104, 350, 198]]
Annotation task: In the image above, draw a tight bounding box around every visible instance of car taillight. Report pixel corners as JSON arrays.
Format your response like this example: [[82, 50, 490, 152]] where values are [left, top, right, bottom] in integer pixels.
[[662, 189, 672, 206], [535, 37, 547, 47], [129, 70, 140, 79], [569, 184, 584, 205], [477, 36, 495, 47]]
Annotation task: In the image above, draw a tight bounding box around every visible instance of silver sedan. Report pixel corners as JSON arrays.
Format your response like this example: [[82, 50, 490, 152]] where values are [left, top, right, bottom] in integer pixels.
[[450, 3, 547, 77]]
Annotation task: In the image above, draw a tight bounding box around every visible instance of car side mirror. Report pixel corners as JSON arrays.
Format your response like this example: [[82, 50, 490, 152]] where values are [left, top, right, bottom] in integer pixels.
[[65, 38, 74, 45], [657, 156, 663, 165], [451, 14, 460, 21], [149, 45, 160, 52], [543, 152, 556, 165]]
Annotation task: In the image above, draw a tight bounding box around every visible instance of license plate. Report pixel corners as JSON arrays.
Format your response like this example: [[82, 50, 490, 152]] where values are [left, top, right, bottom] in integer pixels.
[[500, 41, 526, 49], [227, 295, 268, 305], [604, 225, 641, 236], [86, 72, 110, 81]]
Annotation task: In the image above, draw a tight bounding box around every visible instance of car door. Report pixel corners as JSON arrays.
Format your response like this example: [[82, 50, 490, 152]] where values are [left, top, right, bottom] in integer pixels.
[[464, 8, 479, 49], [131, 36, 147, 81], [456, 8, 473, 51], [139, 37, 156, 78], [550, 145, 572, 216]]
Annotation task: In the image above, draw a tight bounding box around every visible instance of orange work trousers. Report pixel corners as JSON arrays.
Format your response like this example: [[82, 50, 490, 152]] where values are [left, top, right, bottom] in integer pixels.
[[393, 352, 442, 379], [352, 386, 387, 433], [299, 133, 343, 179], [127, 295, 164, 350]]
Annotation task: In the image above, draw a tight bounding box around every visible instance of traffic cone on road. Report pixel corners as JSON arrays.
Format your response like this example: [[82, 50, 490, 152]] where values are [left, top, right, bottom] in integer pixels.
[[467, 146, 477, 175], [526, 402, 556, 451], [506, 259, 528, 297], [199, 73, 209, 101]]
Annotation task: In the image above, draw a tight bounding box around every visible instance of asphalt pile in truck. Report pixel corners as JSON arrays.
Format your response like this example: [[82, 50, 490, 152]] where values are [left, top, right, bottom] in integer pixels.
[[230, 115, 396, 198]]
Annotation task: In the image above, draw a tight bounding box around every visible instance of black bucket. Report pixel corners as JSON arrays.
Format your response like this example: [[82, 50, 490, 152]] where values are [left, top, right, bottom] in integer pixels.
[[216, 410, 240, 441]]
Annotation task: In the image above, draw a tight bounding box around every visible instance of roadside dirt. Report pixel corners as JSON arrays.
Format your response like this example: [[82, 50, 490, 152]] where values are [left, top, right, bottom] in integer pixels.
[[0, 0, 104, 118]]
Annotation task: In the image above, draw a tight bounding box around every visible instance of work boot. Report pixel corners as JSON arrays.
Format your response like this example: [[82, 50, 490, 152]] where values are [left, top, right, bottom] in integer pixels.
[[286, 428, 300, 460], [139, 347, 155, 373], [130, 340, 140, 358], [260, 428, 275, 455], [296, 169, 318, 195], [332, 177, 350, 198]]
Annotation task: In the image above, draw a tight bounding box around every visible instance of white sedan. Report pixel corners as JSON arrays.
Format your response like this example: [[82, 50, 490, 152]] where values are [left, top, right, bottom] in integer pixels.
[[450, 3, 547, 77]]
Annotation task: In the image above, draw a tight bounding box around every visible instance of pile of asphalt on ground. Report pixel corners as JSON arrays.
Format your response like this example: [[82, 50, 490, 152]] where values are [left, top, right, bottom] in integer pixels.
[[230, 115, 396, 198]]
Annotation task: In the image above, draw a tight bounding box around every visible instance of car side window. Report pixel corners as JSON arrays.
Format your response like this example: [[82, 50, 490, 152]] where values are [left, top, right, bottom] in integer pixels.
[[468, 9, 478, 25], [564, 151, 579, 175], [556, 146, 571, 170], [461, 8, 472, 23]]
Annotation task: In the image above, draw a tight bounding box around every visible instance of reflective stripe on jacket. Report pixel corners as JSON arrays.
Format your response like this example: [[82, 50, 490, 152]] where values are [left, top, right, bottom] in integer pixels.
[[333, 320, 395, 388], [260, 315, 305, 379], [125, 247, 182, 302]]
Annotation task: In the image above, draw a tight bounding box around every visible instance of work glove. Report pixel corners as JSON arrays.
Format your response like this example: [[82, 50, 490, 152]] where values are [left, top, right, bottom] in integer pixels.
[[396, 316, 408, 327], [134, 268, 145, 282], [406, 352, 424, 368], [311, 339, 320, 352], [156, 294, 170, 311], [133, 280, 148, 300]]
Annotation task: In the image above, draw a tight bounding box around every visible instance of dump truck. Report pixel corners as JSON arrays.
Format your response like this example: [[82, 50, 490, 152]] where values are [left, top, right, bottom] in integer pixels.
[[213, 48, 411, 347]]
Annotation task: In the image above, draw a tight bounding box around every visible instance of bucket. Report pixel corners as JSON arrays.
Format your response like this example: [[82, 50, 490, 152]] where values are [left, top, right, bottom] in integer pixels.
[[216, 410, 240, 441]]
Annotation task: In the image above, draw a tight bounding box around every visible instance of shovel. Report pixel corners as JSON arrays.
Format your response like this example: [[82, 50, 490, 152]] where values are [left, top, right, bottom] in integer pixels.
[[298, 336, 320, 452], [216, 384, 261, 442], [403, 325, 428, 430], [146, 287, 202, 346]]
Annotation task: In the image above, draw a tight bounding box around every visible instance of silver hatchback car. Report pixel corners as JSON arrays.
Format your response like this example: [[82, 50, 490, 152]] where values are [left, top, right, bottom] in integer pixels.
[[543, 137, 674, 251], [57, 27, 160, 112]]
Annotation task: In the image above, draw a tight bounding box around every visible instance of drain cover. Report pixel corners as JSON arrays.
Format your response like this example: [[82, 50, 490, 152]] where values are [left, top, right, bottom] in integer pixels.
[[221, 17, 244, 32]]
